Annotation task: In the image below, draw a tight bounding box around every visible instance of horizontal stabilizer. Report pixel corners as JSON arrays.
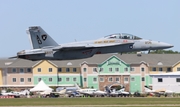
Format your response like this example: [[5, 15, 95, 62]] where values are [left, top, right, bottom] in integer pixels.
[[9, 56, 18, 59]]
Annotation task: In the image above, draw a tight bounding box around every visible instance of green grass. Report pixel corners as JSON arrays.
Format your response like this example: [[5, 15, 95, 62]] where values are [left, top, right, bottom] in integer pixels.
[[0, 98, 180, 106]]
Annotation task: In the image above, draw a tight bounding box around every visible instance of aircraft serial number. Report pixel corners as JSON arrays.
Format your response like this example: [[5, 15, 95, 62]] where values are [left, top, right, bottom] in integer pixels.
[[94, 40, 115, 44], [145, 41, 152, 44]]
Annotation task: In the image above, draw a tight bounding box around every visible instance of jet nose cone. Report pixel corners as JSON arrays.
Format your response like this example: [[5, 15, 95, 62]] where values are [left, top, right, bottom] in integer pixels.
[[149, 41, 174, 50], [162, 42, 174, 48], [157, 41, 174, 49], [169, 44, 174, 48]]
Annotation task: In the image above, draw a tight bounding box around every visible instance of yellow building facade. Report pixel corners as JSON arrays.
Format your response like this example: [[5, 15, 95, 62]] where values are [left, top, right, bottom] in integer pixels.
[[0, 68, 2, 85], [33, 60, 57, 75]]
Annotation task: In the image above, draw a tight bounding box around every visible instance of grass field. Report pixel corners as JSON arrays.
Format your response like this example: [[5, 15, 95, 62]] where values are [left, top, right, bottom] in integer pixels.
[[0, 98, 180, 107]]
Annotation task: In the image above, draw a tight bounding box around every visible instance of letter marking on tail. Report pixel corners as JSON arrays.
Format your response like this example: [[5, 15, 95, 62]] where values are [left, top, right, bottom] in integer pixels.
[[36, 35, 42, 44]]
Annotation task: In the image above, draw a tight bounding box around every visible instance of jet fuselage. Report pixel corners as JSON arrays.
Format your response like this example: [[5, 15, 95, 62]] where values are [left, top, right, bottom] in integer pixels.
[[16, 27, 173, 60]]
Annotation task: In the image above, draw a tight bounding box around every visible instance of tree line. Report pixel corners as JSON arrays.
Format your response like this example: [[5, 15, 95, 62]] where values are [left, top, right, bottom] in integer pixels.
[[150, 50, 180, 54], [121, 50, 180, 54]]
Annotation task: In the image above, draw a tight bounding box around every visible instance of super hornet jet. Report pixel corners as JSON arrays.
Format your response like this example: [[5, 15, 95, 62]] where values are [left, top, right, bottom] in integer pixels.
[[15, 26, 173, 60]]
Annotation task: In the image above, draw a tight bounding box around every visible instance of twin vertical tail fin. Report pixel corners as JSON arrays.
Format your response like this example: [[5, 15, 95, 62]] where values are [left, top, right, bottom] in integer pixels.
[[74, 83, 81, 90], [105, 86, 111, 93], [144, 86, 153, 93], [26, 26, 58, 49]]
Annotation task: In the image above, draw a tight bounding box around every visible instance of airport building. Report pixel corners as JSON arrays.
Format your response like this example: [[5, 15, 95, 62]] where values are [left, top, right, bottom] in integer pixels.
[[150, 72, 180, 93], [1, 54, 180, 93]]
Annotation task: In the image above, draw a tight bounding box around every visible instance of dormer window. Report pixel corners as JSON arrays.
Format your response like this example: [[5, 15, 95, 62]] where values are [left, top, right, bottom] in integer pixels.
[[67, 62, 72, 65], [157, 61, 163, 65]]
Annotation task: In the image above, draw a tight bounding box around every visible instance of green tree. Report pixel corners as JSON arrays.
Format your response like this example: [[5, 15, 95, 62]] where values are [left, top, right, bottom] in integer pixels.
[[120, 50, 180, 54], [150, 50, 180, 54], [6, 88, 13, 92]]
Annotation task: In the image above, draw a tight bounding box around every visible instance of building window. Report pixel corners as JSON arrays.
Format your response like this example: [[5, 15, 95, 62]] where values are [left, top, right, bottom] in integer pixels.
[[142, 77, 145, 81], [27, 68, 31, 72], [93, 68, 97, 72], [115, 77, 120, 82], [84, 78, 87, 82], [109, 68, 112, 72], [38, 68, 41, 72], [124, 68, 128, 72], [158, 78, 163, 82], [167, 68, 171, 72], [100, 77, 104, 82], [130, 67, 134, 72], [66, 68, 70, 72], [73, 77, 77, 82], [49, 68, 52, 72], [20, 68, 24, 73], [49, 78, 52, 82], [131, 77, 135, 81], [115, 68, 119, 72], [141, 67, 145, 72], [73, 68, 76, 72], [124, 77, 128, 82], [58, 68, 62, 72], [20, 78, 24, 82], [27, 78, 31, 82], [176, 78, 180, 82], [38, 78, 41, 82], [12, 68, 16, 73], [108, 77, 113, 82], [159, 68, 163, 71], [152, 67, 156, 71], [12, 78, 16, 82], [83, 68, 87, 72], [66, 77, 70, 82], [100, 68, 103, 72], [93, 77, 97, 82], [58, 78, 62, 82], [177, 68, 180, 71]]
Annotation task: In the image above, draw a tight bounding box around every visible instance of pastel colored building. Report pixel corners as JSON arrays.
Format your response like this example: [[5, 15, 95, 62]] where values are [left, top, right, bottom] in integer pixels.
[[0, 54, 180, 93], [150, 72, 180, 93], [0, 59, 37, 91], [33, 60, 83, 87]]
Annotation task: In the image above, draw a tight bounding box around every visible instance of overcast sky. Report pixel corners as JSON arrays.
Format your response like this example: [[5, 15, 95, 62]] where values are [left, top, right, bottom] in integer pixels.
[[0, 0, 179, 57]]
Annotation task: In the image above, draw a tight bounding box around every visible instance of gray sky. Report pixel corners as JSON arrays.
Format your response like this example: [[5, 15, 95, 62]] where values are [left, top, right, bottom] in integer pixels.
[[0, 0, 179, 57]]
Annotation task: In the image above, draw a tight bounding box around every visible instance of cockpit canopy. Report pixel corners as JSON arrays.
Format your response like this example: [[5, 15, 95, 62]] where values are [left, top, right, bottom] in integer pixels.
[[104, 33, 142, 40]]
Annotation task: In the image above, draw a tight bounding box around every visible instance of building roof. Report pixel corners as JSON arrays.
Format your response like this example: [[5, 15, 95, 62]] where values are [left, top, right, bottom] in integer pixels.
[[50, 54, 113, 67], [76, 54, 180, 67], [0, 54, 180, 68], [150, 72, 180, 76], [51, 60, 83, 67], [116, 54, 180, 67], [0, 58, 38, 68], [9, 59, 38, 68], [0, 58, 16, 68]]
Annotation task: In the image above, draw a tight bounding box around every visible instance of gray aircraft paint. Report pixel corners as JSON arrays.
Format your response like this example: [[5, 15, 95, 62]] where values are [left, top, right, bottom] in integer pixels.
[[15, 26, 173, 61], [27, 26, 58, 49]]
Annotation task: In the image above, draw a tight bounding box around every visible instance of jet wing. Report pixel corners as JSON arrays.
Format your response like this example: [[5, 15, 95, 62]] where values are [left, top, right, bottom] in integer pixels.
[[9, 56, 18, 59], [53, 42, 134, 51]]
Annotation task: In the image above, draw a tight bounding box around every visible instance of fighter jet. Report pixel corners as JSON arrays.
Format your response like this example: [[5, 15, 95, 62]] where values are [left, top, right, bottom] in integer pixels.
[[15, 26, 173, 60]]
